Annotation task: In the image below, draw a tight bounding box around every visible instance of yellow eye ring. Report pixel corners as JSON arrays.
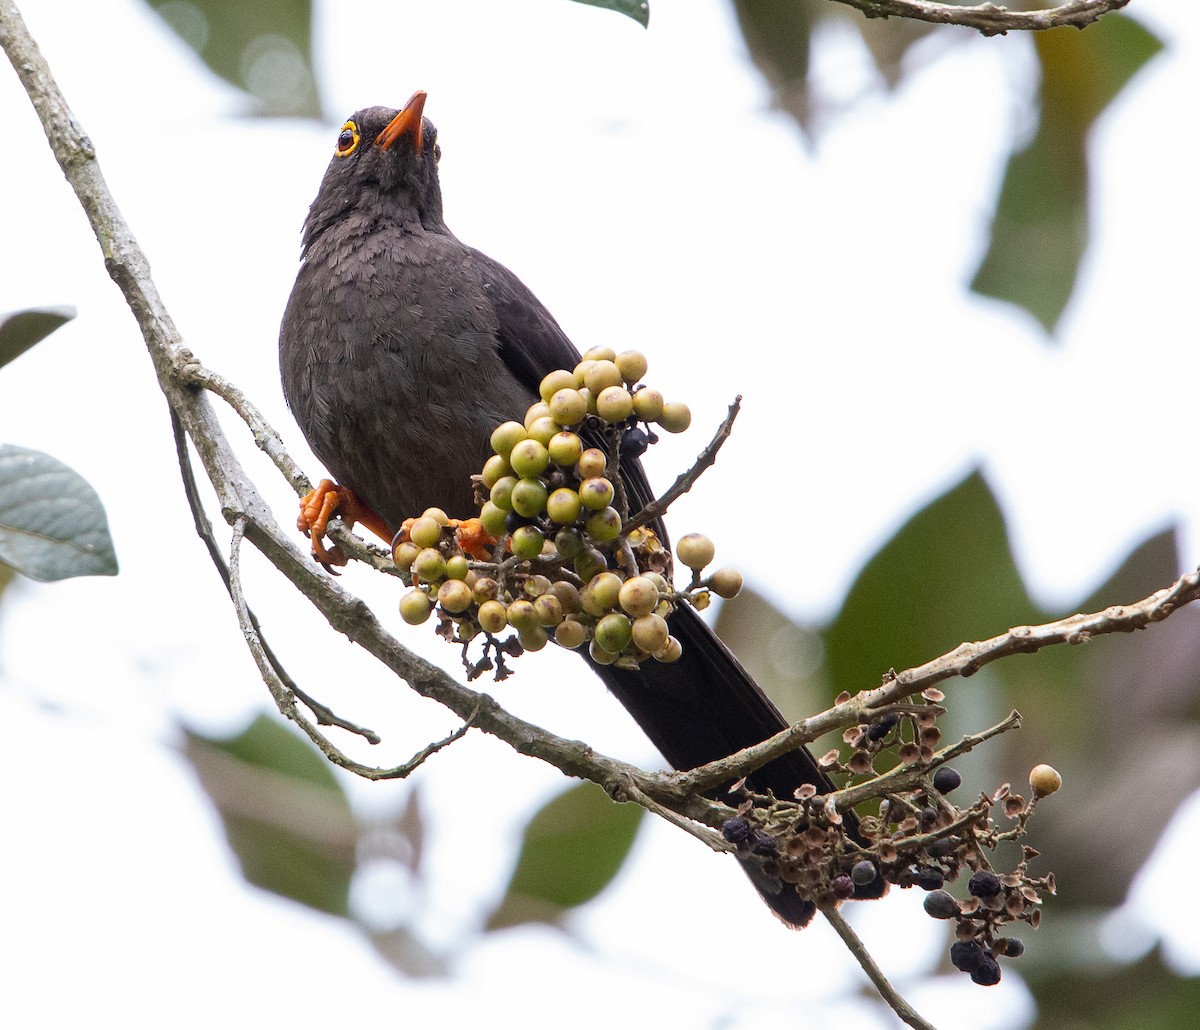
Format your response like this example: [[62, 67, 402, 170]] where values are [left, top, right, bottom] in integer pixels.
[[335, 120, 360, 158]]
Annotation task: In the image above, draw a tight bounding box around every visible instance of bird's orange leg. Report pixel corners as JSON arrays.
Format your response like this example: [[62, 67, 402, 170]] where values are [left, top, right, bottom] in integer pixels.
[[298, 479, 393, 566]]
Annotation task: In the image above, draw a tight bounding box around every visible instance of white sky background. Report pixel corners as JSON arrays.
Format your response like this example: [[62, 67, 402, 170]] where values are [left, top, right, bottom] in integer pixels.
[[1, 0, 1197, 1027]]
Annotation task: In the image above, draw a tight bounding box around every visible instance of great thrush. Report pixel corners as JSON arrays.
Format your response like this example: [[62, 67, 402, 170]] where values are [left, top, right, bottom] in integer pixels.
[[279, 92, 879, 926]]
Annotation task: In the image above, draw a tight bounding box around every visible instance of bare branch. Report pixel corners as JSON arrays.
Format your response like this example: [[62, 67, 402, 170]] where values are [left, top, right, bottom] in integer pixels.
[[831, 0, 1129, 37], [623, 396, 741, 536], [820, 904, 938, 1030]]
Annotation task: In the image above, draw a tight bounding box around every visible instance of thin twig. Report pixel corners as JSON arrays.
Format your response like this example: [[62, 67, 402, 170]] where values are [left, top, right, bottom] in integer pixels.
[[623, 396, 741, 536], [228, 516, 473, 779], [820, 904, 938, 1030], [170, 409, 381, 745], [832, 0, 1128, 37]]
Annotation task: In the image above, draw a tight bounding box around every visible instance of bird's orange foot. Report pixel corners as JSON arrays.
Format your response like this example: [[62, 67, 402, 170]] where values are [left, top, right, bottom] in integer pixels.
[[298, 479, 392, 568], [451, 517, 496, 560]]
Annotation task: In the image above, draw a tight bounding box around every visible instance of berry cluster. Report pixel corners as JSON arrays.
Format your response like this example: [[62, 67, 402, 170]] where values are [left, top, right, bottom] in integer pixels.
[[392, 348, 741, 679], [719, 691, 1060, 987]]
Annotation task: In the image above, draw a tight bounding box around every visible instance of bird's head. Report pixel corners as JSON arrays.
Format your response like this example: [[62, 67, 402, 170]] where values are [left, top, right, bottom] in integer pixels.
[[301, 91, 445, 250]]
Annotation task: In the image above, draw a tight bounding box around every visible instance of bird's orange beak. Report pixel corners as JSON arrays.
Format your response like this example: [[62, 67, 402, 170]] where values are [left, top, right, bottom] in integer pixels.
[[376, 91, 426, 153]]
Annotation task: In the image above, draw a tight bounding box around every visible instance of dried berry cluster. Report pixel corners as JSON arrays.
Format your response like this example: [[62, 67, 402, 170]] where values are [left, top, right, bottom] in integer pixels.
[[391, 349, 742, 679], [721, 693, 1060, 987]]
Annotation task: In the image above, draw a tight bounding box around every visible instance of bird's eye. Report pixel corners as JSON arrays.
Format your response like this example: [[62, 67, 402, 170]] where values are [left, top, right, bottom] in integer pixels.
[[335, 120, 360, 158]]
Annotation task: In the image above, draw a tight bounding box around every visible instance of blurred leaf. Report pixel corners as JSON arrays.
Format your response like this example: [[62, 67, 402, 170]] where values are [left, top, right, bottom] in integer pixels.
[[486, 781, 643, 930], [823, 470, 1038, 700], [367, 926, 447, 979], [394, 787, 425, 874], [568, 0, 648, 28], [733, 0, 816, 130], [1029, 947, 1200, 1029], [972, 14, 1163, 332], [0, 444, 118, 581], [143, 0, 320, 117], [184, 715, 357, 916], [0, 306, 75, 371]]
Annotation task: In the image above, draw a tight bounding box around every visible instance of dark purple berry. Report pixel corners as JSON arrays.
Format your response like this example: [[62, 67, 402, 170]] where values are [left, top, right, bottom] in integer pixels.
[[950, 939, 986, 973], [721, 817, 750, 845], [933, 766, 962, 794], [866, 713, 900, 741], [924, 889, 959, 920], [968, 870, 1003, 898], [850, 860, 878, 886], [995, 937, 1024, 958], [929, 836, 958, 859], [914, 868, 945, 891], [970, 955, 1002, 986], [504, 510, 534, 533], [830, 875, 855, 900], [621, 426, 650, 458], [748, 828, 778, 855]]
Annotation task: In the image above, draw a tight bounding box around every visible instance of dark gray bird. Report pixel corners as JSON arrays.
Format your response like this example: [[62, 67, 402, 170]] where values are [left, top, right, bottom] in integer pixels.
[[280, 92, 880, 926]]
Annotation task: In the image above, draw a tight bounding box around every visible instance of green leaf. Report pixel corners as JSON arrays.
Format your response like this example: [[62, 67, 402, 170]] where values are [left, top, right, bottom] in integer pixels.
[[184, 715, 358, 916], [732, 0, 816, 131], [143, 0, 320, 117], [0, 306, 75, 371], [0, 444, 118, 581], [486, 781, 643, 930], [822, 470, 1039, 701], [568, 0, 649, 28], [972, 14, 1163, 333]]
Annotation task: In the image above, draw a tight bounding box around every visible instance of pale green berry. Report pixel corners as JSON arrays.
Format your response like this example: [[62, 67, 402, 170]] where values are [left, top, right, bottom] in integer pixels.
[[480, 500, 508, 537], [585, 506, 622, 542], [490, 475, 518, 511], [573, 359, 597, 387], [588, 638, 620, 665], [490, 420, 527, 458], [578, 477, 615, 511], [527, 416, 559, 447], [584, 359, 623, 395], [540, 368, 579, 404], [482, 454, 513, 489], [511, 477, 549, 518], [618, 576, 660, 618], [547, 581, 582, 614], [408, 515, 443, 550], [399, 588, 433, 625], [477, 599, 508, 634], [631, 613, 669, 653], [547, 431, 584, 467], [582, 345, 617, 362], [657, 401, 691, 434], [555, 528, 586, 560], [573, 547, 608, 582], [412, 547, 447, 583], [437, 579, 473, 613], [576, 448, 608, 480], [445, 554, 470, 581], [523, 401, 552, 430], [1030, 764, 1062, 798], [654, 636, 683, 663], [632, 387, 664, 422], [506, 599, 538, 631], [676, 533, 715, 570], [588, 571, 623, 612], [392, 541, 420, 571], [615, 350, 648, 383], [549, 388, 588, 427], [473, 577, 501, 603], [519, 624, 550, 651], [554, 619, 588, 649], [510, 525, 545, 559], [523, 575, 552, 598], [533, 594, 565, 627], [547, 487, 583, 525], [509, 438, 550, 478], [595, 612, 633, 653], [707, 567, 743, 599], [596, 385, 634, 423]]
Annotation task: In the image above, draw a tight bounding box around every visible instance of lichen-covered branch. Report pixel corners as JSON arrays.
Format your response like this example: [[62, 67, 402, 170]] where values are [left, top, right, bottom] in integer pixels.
[[831, 0, 1129, 37]]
